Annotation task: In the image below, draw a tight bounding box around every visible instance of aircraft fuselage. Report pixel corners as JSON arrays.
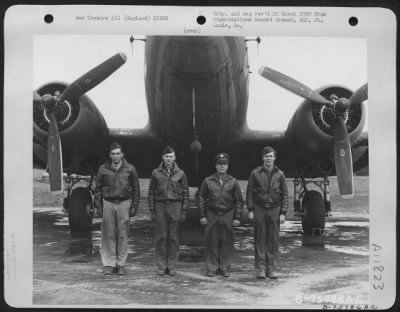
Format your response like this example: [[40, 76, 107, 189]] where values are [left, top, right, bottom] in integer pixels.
[[145, 36, 250, 181]]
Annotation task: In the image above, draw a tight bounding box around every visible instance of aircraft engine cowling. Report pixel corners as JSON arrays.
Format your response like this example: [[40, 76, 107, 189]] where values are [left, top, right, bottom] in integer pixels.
[[33, 82, 109, 175], [285, 86, 366, 175]]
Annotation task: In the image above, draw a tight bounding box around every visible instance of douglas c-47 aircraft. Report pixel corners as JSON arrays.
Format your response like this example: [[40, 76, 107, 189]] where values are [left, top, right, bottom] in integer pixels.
[[33, 36, 368, 234]]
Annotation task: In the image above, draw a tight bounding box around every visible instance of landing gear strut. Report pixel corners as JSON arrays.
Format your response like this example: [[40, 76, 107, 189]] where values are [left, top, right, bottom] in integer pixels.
[[293, 176, 331, 236], [63, 175, 94, 232]]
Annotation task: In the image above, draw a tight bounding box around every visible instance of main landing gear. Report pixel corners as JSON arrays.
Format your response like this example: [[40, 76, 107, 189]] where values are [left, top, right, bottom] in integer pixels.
[[293, 177, 332, 236], [63, 175, 94, 232]]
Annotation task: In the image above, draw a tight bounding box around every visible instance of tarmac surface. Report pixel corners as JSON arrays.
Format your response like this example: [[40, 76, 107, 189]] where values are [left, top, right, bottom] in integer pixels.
[[33, 176, 369, 308]]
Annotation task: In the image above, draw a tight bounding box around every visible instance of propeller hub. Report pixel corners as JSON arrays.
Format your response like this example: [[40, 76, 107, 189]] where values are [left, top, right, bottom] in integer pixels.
[[43, 100, 73, 126], [42, 94, 57, 111], [334, 98, 350, 115]]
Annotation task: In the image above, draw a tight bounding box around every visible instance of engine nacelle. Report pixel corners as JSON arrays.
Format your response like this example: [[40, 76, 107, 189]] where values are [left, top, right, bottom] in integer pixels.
[[33, 82, 109, 175], [285, 85, 366, 176]]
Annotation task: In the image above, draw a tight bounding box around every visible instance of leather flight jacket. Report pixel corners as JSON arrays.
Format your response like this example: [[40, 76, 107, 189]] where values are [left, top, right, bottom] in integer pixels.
[[246, 165, 288, 215], [94, 159, 140, 210], [199, 173, 243, 220], [148, 162, 189, 213]]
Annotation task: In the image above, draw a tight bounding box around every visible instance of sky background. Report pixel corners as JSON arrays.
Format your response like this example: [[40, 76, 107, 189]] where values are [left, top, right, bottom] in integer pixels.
[[33, 35, 367, 130]]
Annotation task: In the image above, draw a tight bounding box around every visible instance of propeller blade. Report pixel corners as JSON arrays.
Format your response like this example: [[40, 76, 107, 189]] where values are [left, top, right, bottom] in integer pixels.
[[59, 52, 127, 103], [333, 116, 354, 198], [258, 66, 332, 106], [47, 112, 63, 192], [33, 91, 42, 105], [349, 83, 368, 105]]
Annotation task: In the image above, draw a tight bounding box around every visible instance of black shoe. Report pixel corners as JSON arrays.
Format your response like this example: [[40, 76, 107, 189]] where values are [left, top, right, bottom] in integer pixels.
[[118, 266, 126, 275], [168, 269, 176, 276], [221, 270, 230, 277], [112, 266, 119, 274], [157, 269, 166, 276], [256, 272, 266, 279], [266, 270, 278, 279], [104, 266, 112, 275]]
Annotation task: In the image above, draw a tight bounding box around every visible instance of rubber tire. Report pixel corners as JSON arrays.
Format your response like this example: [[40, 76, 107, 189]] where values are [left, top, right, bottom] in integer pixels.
[[301, 190, 325, 236], [68, 187, 93, 232]]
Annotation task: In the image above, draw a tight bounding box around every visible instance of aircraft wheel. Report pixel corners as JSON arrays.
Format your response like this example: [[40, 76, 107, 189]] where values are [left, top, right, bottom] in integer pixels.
[[68, 187, 93, 232], [301, 190, 325, 236]]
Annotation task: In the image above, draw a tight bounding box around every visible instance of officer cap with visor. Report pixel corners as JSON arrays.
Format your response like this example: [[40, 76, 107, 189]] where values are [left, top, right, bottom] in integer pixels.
[[214, 153, 230, 164]]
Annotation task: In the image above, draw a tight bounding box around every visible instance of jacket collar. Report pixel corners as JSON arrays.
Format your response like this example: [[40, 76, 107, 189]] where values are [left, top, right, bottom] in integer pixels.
[[257, 165, 279, 174], [210, 172, 233, 182], [104, 158, 127, 170], [156, 161, 180, 174]]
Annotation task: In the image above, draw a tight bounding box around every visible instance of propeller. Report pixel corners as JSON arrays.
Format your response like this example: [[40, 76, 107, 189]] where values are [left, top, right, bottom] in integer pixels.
[[349, 83, 368, 105], [333, 116, 353, 198], [47, 112, 63, 191], [258, 67, 333, 107], [34, 53, 127, 191], [258, 66, 368, 198]]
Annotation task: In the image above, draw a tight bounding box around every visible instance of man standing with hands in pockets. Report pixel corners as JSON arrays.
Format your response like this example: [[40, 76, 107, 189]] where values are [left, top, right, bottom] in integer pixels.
[[246, 146, 288, 279]]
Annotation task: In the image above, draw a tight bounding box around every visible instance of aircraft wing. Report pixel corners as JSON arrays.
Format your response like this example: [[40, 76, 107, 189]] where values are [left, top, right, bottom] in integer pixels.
[[33, 120, 164, 179], [229, 127, 369, 183], [228, 128, 293, 179]]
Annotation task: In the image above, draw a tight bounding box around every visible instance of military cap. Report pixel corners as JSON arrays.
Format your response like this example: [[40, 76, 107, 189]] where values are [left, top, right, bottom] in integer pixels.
[[214, 153, 230, 164], [162, 145, 175, 156], [262, 146, 276, 157]]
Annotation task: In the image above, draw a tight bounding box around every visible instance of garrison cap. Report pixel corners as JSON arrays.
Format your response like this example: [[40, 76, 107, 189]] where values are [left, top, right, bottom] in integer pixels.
[[162, 145, 175, 156], [214, 153, 230, 164], [262, 146, 276, 157]]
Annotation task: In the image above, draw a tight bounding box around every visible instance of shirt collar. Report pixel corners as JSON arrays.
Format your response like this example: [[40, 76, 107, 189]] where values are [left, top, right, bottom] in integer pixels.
[[157, 161, 180, 173], [258, 165, 277, 173], [107, 159, 125, 169], [212, 173, 230, 182]]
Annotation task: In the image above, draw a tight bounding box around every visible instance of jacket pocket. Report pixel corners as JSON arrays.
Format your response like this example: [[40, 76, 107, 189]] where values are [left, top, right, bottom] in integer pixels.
[[171, 181, 184, 199], [155, 188, 164, 196], [253, 187, 268, 201], [270, 189, 281, 203]]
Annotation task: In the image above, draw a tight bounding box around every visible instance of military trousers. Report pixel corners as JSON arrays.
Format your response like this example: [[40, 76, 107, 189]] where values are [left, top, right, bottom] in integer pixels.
[[253, 205, 280, 274], [101, 199, 131, 267], [154, 201, 182, 271], [204, 209, 235, 273]]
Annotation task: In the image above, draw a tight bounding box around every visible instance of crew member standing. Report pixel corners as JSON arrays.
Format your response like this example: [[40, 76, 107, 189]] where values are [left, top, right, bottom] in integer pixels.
[[148, 146, 189, 276], [199, 153, 243, 277], [94, 142, 140, 276], [246, 146, 288, 279]]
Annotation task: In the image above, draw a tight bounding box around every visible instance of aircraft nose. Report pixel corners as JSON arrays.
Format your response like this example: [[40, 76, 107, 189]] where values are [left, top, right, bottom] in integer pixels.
[[165, 36, 229, 74], [171, 36, 219, 45]]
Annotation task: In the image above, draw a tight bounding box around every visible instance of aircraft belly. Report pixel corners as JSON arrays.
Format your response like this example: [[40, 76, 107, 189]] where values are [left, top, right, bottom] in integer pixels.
[[161, 67, 235, 151]]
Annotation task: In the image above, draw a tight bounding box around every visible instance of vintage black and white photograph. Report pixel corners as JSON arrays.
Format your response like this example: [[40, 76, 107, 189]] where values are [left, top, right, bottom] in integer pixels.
[[30, 33, 371, 306], [3, 5, 396, 310]]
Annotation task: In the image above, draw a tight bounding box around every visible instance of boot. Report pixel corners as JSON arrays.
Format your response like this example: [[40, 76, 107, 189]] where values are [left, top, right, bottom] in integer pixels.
[[118, 266, 126, 275], [104, 266, 112, 275]]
